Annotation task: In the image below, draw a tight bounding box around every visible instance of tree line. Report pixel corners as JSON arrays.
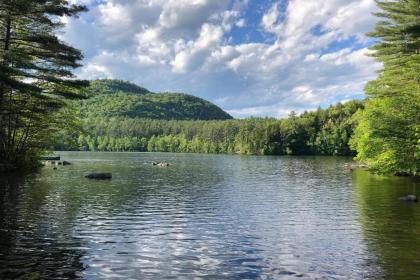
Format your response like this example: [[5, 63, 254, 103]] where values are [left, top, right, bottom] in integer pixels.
[[56, 101, 363, 156]]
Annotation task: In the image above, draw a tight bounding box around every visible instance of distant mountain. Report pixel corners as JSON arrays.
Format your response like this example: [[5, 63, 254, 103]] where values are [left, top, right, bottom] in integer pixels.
[[77, 79, 233, 120]]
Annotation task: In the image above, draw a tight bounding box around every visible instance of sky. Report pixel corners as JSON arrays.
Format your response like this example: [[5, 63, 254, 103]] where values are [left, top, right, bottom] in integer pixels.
[[63, 0, 382, 118]]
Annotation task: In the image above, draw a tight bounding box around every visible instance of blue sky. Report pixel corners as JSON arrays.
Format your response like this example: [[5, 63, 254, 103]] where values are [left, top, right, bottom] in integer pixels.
[[64, 0, 381, 118]]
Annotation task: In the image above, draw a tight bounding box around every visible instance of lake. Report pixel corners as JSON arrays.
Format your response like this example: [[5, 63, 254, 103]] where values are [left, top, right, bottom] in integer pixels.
[[0, 152, 419, 279]]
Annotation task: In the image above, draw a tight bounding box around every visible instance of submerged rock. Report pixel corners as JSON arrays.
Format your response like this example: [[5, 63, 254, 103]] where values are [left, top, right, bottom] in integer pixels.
[[85, 172, 112, 180], [346, 163, 368, 171], [40, 156, 60, 161], [399, 195, 418, 202], [62, 161, 72, 166]]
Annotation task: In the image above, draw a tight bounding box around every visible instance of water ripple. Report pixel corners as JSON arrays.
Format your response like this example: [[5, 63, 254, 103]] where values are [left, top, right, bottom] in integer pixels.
[[0, 152, 419, 279]]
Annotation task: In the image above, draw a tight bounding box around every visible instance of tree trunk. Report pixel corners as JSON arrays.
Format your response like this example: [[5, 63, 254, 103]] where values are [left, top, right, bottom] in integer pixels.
[[0, 16, 11, 104], [0, 16, 12, 161]]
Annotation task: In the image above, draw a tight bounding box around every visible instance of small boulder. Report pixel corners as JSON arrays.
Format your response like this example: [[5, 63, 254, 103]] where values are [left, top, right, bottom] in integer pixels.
[[399, 195, 418, 202], [85, 173, 112, 180], [62, 161, 72, 166], [152, 161, 170, 167]]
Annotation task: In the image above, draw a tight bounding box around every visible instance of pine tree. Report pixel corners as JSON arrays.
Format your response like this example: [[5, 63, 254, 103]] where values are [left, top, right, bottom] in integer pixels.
[[351, 0, 420, 175], [0, 0, 88, 171]]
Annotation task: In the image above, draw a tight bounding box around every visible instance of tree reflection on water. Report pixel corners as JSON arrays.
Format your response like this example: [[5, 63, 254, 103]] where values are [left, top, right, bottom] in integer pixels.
[[353, 170, 420, 280]]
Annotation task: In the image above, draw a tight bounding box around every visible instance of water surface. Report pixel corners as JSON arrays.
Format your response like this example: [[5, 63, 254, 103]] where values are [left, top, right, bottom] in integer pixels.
[[0, 152, 419, 279]]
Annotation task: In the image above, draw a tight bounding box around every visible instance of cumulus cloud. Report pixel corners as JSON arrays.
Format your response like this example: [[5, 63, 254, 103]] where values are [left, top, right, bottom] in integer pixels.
[[62, 0, 381, 118], [171, 23, 224, 73]]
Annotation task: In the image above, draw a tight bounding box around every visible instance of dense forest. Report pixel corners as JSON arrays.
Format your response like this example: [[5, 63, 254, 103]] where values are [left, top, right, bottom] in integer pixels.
[[57, 100, 363, 156], [77, 80, 233, 120], [351, 0, 419, 176]]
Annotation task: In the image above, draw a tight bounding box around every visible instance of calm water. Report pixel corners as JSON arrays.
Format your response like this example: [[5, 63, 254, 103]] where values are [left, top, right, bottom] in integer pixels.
[[0, 152, 419, 280]]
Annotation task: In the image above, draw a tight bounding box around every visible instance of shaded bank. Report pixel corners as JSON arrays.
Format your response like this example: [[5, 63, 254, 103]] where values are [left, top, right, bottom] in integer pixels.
[[353, 170, 420, 279]]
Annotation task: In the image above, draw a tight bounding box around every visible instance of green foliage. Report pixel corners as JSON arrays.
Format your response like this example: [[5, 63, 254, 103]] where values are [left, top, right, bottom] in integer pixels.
[[58, 100, 364, 156], [82, 79, 150, 96], [76, 79, 233, 120], [0, 0, 87, 171], [351, 0, 420, 176]]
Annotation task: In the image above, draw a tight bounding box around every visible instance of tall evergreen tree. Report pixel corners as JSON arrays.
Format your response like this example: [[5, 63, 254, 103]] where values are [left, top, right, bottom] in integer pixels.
[[0, 0, 87, 171], [351, 0, 420, 175]]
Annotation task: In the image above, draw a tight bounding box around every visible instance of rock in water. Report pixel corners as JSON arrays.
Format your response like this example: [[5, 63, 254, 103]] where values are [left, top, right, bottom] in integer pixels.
[[152, 161, 170, 167], [62, 161, 72, 166], [40, 156, 60, 161], [399, 195, 418, 202], [85, 173, 112, 180]]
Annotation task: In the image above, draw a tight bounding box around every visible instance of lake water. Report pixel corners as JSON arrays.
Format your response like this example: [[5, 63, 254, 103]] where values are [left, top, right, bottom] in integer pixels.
[[0, 152, 419, 279]]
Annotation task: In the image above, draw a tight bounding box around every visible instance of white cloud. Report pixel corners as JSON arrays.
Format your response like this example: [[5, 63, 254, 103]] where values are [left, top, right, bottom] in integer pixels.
[[261, 3, 281, 34], [62, 0, 381, 118], [171, 23, 224, 73], [69, 0, 96, 4], [98, 2, 132, 29], [236, 18, 246, 28]]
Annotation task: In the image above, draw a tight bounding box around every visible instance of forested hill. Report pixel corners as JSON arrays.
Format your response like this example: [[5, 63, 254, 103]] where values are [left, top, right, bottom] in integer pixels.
[[59, 81, 366, 157], [77, 79, 233, 120], [58, 100, 365, 157]]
